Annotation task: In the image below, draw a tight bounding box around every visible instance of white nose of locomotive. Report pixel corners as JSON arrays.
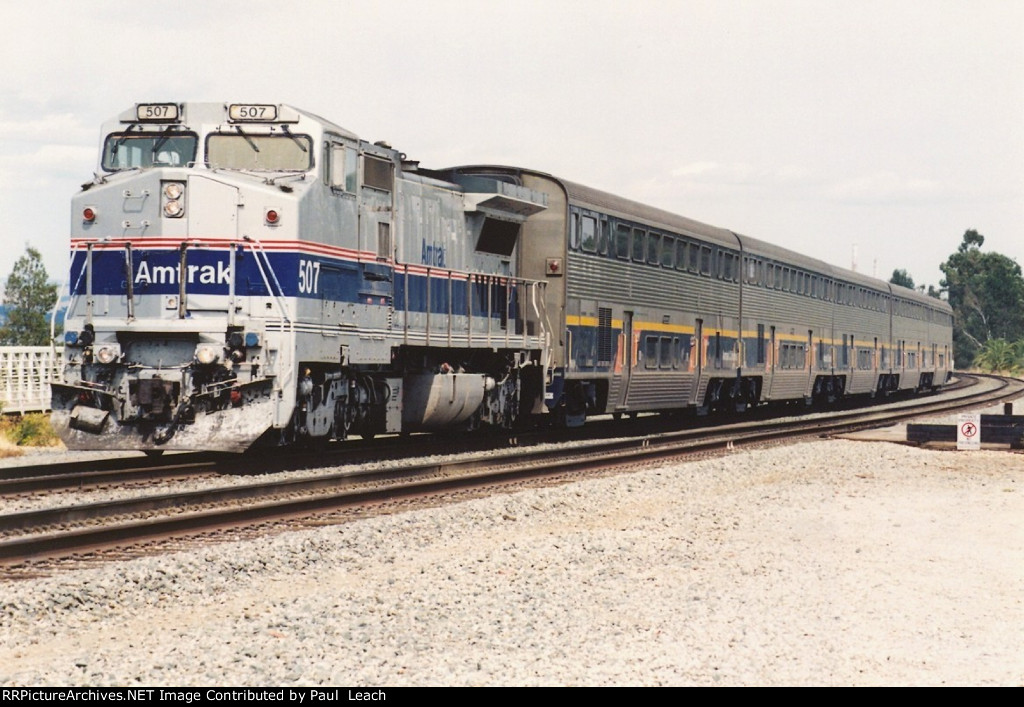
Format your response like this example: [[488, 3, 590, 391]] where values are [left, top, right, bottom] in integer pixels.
[[74, 172, 192, 239]]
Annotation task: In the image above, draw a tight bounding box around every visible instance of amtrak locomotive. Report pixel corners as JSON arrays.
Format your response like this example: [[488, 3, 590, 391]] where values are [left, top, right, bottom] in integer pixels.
[[51, 102, 953, 453]]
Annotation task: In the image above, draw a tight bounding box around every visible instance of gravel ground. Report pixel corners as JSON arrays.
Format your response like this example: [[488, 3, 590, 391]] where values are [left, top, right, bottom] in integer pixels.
[[1, 437, 1021, 686]]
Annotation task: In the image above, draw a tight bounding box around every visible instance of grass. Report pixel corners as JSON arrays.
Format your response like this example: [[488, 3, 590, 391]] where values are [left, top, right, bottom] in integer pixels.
[[0, 435, 22, 459], [0, 413, 63, 456]]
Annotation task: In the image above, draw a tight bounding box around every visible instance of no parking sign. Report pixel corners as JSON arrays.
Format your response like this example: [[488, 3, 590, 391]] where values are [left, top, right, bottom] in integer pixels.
[[957, 413, 981, 450]]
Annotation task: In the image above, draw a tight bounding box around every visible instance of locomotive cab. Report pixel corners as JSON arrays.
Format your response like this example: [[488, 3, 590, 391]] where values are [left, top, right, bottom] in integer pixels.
[[52, 102, 552, 452]]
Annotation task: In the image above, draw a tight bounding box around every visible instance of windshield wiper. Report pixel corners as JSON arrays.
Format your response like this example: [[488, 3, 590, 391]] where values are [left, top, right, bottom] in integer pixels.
[[112, 124, 138, 152], [150, 126, 178, 157], [281, 125, 308, 153], [235, 126, 260, 153]]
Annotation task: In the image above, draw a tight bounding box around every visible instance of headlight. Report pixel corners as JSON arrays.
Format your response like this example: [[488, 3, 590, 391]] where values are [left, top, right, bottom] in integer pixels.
[[163, 200, 184, 217], [162, 181, 185, 219], [195, 344, 220, 365], [95, 344, 121, 364]]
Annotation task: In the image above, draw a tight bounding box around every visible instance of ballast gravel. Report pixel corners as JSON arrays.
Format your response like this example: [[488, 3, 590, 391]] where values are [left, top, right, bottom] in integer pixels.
[[0, 439, 1021, 686]]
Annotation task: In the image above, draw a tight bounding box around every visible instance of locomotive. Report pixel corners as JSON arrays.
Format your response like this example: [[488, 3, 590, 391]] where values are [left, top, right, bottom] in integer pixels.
[[50, 102, 953, 453]]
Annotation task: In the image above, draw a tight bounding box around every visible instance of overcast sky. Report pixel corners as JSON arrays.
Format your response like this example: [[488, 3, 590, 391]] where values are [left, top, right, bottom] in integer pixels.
[[1, 0, 1021, 295]]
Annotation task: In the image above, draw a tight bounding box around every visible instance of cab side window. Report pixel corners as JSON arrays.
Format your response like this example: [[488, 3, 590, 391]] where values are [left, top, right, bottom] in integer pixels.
[[326, 143, 358, 193]]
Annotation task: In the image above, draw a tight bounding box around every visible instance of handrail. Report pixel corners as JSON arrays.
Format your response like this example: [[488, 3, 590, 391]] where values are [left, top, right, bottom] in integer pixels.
[[242, 235, 295, 394], [85, 242, 94, 325], [124, 243, 135, 321], [177, 242, 189, 318], [242, 235, 293, 330], [531, 280, 552, 374], [359, 261, 549, 354], [51, 240, 83, 346]]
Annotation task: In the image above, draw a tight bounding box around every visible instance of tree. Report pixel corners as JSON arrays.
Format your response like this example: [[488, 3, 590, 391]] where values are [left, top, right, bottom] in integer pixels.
[[940, 229, 1024, 365], [0, 247, 58, 346], [889, 269, 915, 289], [972, 338, 1024, 374]]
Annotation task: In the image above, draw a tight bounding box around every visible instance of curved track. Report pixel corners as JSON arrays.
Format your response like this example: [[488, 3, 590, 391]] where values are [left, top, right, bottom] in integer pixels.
[[2, 374, 1020, 573], [0, 373, 981, 495]]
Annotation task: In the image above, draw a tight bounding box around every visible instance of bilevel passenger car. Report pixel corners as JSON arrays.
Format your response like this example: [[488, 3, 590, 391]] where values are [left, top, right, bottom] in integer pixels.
[[51, 102, 953, 453]]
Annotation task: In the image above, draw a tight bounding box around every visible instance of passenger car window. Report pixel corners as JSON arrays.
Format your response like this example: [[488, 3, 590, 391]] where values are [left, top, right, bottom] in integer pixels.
[[580, 216, 597, 253], [661, 236, 675, 267], [675, 240, 688, 271], [647, 233, 661, 265], [632, 228, 646, 262], [722, 253, 735, 281], [615, 223, 631, 259], [596, 220, 609, 255], [644, 336, 658, 369], [689, 244, 700, 272]]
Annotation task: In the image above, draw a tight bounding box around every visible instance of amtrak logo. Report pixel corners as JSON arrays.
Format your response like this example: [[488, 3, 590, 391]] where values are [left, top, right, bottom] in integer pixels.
[[421, 241, 446, 267], [134, 260, 232, 285]]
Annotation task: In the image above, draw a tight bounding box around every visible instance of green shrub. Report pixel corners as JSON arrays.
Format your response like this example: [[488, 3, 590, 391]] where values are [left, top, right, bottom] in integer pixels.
[[972, 338, 1024, 374], [0, 413, 62, 447]]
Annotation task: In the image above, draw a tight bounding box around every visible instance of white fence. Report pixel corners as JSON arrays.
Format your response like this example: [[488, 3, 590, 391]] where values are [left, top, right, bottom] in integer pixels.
[[0, 346, 63, 414]]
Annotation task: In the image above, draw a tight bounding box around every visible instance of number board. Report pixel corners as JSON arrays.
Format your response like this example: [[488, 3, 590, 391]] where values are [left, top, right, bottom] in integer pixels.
[[229, 104, 279, 122], [136, 103, 180, 122]]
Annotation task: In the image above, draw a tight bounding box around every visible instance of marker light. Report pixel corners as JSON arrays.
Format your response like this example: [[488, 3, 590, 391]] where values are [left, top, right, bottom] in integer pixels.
[[265, 209, 280, 225], [83, 207, 96, 223]]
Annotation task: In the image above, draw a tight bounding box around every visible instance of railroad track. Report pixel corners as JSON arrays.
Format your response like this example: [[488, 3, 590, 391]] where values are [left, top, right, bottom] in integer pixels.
[[1, 373, 1020, 573], [0, 430, 545, 497], [0, 373, 980, 495]]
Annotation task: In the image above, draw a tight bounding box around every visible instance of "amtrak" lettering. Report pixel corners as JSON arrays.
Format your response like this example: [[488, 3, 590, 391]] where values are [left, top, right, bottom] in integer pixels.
[[421, 241, 445, 267], [135, 260, 232, 285]]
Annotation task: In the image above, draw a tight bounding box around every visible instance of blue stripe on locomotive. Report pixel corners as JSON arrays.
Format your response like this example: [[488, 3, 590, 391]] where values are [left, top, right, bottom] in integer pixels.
[[393, 271, 517, 318], [70, 247, 521, 319]]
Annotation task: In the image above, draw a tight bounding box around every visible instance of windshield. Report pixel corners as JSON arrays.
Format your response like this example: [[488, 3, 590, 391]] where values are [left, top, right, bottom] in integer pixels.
[[206, 133, 313, 171], [102, 132, 198, 171]]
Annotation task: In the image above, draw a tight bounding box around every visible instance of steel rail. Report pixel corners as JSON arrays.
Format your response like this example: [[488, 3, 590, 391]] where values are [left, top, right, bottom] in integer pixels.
[[1, 374, 1020, 566], [0, 373, 980, 493]]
